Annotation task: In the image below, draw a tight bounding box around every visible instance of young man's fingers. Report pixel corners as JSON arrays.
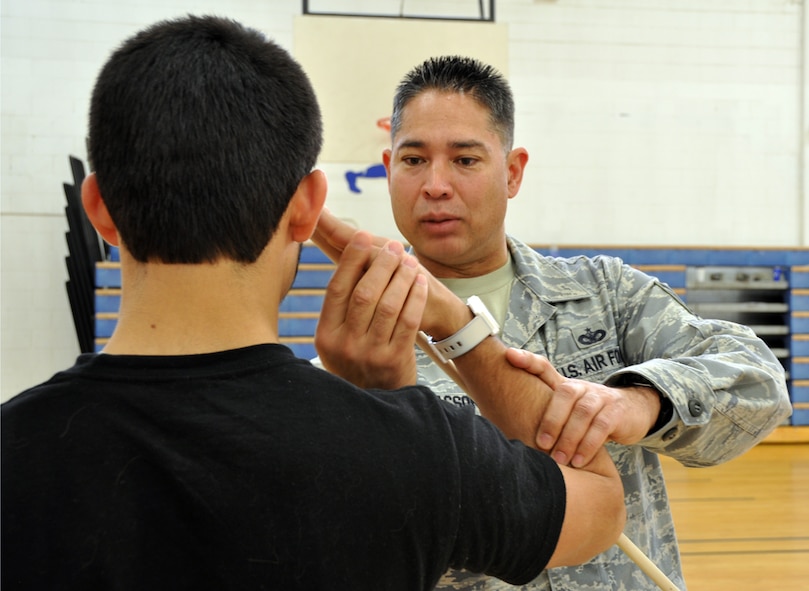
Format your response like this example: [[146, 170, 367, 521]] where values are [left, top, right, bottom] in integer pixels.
[[318, 232, 376, 331], [385, 262, 427, 347], [342, 240, 407, 337]]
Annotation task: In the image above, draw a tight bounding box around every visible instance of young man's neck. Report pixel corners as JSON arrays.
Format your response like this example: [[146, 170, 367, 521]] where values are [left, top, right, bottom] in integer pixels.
[[102, 257, 284, 356]]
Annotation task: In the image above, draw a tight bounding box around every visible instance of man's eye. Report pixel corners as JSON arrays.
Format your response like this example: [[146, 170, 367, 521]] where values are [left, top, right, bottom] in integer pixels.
[[457, 157, 477, 166], [403, 157, 422, 166]]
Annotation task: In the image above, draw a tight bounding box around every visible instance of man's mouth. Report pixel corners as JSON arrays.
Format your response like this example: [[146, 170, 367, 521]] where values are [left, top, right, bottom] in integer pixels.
[[421, 212, 459, 224], [420, 214, 461, 234]]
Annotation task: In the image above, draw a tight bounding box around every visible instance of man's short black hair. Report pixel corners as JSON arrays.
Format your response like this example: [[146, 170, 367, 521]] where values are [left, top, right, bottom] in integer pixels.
[[390, 56, 515, 151], [88, 15, 323, 263]]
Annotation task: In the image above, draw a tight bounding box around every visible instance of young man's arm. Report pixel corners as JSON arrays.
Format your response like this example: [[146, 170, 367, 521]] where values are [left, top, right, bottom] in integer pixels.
[[313, 212, 625, 568], [549, 447, 626, 567]]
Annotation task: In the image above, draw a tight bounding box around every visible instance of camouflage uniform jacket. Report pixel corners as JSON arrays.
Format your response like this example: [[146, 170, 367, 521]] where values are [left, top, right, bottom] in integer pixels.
[[424, 236, 792, 591]]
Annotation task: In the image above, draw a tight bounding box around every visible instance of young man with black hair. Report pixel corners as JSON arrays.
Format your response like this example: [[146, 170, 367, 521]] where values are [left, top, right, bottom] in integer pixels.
[[1, 16, 626, 591]]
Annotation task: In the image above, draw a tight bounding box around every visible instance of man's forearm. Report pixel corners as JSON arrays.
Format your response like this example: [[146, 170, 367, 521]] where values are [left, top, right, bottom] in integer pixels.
[[418, 290, 552, 446], [313, 210, 553, 443], [452, 338, 552, 446]]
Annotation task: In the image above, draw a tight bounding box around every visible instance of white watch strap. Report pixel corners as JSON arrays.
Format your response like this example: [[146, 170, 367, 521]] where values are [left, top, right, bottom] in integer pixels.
[[428, 296, 499, 363]]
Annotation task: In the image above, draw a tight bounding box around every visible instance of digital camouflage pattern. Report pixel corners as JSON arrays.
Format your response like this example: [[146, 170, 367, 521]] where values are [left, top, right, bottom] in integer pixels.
[[424, 236, 792, 591]]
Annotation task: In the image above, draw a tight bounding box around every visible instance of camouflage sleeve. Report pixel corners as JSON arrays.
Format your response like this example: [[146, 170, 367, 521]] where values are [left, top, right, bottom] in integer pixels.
[[602, 262, 792, 467]]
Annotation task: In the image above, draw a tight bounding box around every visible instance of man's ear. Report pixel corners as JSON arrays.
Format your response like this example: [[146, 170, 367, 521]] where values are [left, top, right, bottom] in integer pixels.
[[506, 147, 529, 200], [382, 149, 393, 191], [287, 169, 328, 243], [81, 173, 120, 246]]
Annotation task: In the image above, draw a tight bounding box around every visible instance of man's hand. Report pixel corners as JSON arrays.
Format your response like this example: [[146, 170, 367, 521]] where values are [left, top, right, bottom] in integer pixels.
[[314, 213, 626, 567], [313, 211, 552, 442], [314, 231, 427, 389], [312, 210, 468, 388], [505, 348, 661, 467], [313, 209, 466, 338]]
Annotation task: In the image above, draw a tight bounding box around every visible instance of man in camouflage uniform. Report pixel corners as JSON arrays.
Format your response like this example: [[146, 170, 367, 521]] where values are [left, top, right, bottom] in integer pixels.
[[416, 236, 790, 590], [315, 56, 791, 590]]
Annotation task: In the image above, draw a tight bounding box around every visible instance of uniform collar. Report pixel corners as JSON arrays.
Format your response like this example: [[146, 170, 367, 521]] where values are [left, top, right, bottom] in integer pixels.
[[501, 236, 594, 348], [507, 235, 593, 302]]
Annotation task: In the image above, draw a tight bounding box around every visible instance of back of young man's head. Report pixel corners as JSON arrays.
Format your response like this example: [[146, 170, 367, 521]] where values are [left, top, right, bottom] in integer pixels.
[[88, 15, 323, 264]]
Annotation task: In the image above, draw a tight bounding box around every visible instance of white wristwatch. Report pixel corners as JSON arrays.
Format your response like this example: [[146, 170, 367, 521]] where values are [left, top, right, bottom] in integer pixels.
[[427, 296, 500, 363]]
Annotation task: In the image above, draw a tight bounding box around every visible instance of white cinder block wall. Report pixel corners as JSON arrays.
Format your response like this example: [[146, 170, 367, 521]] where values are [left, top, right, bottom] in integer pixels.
[[505, 0, 805, 247], [2, 0, 808, 401]]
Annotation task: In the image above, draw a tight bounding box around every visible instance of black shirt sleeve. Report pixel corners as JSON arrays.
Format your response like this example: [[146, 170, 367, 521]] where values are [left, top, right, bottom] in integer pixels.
[[435, 397, 567, 584]]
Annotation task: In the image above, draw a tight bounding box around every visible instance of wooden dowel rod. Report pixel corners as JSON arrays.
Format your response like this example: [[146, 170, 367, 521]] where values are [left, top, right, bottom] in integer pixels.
[[414, 332, 682, 591], [616, 534, 681, 591]]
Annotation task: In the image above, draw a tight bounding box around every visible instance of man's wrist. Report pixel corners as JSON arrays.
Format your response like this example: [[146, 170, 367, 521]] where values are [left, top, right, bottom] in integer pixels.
[[613, 374, 673, 436], [427, 296, 500, 363], [420, 278, 473, 339], [647, 392, 674, 436]]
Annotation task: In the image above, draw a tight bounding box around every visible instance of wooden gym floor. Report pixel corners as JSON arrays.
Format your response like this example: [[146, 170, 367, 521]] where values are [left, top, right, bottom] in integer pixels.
[[660, 442, 809, 590]]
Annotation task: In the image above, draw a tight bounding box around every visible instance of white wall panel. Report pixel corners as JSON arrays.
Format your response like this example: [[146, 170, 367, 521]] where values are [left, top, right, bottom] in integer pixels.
[[294, 15, 507, 163], [502, 0, 801, 246]]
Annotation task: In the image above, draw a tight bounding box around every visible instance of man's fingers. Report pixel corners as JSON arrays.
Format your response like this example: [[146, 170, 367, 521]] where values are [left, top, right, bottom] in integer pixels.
[[536, 386, 578, 452], [548, 388, 611, 466], [311, 209, 357, 263], [505, 348, 566, 390], [312, 209, 389, 263], [504, 349, 622, 468], [568, 416, 613, 468], [504, 348, 571, 451], [548, 391, 597, 464]]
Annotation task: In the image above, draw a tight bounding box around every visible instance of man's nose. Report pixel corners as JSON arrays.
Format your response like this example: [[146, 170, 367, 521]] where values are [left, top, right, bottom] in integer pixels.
[[422, 162, 452, 199]]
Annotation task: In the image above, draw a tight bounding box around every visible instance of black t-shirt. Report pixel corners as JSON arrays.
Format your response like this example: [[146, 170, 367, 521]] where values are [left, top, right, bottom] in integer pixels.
[[2, 344, 565, 590]]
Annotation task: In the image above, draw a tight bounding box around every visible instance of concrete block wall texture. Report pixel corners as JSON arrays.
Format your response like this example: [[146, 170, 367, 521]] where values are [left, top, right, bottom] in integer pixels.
[[503, 1, 803, 248], [2, 0, 808, 400]]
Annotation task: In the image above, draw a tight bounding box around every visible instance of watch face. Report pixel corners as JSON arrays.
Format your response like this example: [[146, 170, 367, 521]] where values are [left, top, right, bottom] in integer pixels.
[[468, 296, 499, 335]]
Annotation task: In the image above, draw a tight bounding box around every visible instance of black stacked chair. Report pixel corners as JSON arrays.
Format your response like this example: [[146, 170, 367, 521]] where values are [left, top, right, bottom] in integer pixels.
[[63, 155, 106, 352]]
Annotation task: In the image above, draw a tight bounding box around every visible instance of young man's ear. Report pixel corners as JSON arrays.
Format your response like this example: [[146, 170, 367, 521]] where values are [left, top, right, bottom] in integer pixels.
[[81, 173, 120, 246], [287, 169, 328, 243]]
